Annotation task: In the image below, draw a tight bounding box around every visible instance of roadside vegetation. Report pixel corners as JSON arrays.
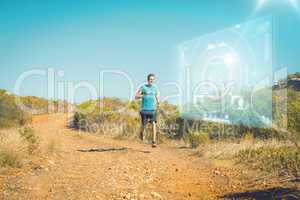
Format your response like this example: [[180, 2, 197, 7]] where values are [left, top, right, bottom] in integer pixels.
[[0, 89, 72, 128], [0, 90, 64, 170], [0, 74, 299, 196], [72, 97, 179, 140], [20, 96, 71, 114], [0, 89, 31, 128], [0, 127, 40, 168], [71, 73, 300, 186]]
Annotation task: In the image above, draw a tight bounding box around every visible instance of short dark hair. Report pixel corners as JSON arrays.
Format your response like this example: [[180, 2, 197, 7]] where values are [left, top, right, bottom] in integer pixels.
[[147, 73, 155, 80]]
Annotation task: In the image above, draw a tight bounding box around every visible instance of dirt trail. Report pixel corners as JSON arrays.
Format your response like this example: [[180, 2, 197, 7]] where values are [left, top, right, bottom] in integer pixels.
[[2, 114, 234, 200]]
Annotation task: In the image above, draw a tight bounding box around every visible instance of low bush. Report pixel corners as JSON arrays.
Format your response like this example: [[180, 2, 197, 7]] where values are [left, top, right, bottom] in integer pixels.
[[19, 127, 40, 154], [236, 145, 300, 177], [243, 131, 254, 141], [19, 96, 72, 114], [184, 131, 210, 148], [0, 127, 40, 168], [72, 98, 179, 139], [0, 90, 31, 128], [0, 131, 27, 168]]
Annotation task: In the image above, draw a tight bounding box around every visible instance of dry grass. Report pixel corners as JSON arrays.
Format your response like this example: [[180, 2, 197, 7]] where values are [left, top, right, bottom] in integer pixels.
[[195, 137, 299, 179], [183, 131, 210, 148], [40, 135, 60, 154], [0, 126, 59, 170], [0, 130, 28, 168], [19, 127, 40, 154], [36, 130, 60, 155], [237, 144, 300, 177], [196, 138, 290, 160]]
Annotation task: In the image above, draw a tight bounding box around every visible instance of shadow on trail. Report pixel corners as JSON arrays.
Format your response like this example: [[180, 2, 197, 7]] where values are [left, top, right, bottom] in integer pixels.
[[77, 147, 151, 154], [221, 187, 300, 200], [177, 146, 190, 149]]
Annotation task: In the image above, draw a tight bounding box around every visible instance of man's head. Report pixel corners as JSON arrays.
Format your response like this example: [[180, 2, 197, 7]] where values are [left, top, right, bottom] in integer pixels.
[[147, 73, 156, 85]]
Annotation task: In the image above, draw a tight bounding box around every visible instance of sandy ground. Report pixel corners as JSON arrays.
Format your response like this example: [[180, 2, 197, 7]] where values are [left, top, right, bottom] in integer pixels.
[[1, 114, 298, 200]]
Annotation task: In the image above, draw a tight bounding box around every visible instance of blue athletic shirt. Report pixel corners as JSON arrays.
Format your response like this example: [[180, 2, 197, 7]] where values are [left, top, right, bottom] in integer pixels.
[[140, 84, 158, 111]]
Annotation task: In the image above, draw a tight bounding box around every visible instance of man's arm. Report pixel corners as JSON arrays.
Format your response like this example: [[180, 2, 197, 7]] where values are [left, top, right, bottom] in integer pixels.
[[135, 89, 143, 99], [156, 90, 160, 106]]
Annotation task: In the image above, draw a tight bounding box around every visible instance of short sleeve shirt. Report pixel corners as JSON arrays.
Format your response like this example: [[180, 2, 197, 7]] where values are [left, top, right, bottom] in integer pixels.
[[140, 84, 158, 111]]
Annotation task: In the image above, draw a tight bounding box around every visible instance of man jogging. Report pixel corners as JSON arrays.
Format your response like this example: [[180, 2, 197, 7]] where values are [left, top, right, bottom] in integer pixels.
[[135, 73, 160, 147]]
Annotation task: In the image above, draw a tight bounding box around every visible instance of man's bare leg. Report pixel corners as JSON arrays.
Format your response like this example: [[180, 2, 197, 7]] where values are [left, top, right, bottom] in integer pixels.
[[139, 125, 145, 141], [152, 122, 157, 147]]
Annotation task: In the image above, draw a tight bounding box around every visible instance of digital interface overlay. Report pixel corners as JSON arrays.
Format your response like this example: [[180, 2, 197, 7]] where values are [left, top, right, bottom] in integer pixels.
[[178, 16, 279, 128]]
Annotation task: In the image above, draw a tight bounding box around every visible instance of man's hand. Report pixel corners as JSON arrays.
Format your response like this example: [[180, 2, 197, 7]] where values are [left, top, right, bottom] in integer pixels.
[[135, 89, 143, 99], [156, 91, 160, 106], [156, 95, 160, 107]]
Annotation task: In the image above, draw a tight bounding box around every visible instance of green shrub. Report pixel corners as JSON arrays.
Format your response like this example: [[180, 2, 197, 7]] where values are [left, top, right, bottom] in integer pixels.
[[243, 131, 254, 140], [236, 146, 300, 177], [0, 90, 31, 128], [0, 149, 22, 168], [184, 131, 210, 148], [19, 96, 71, 114], [72, 98, 179, 140], [19, 127, 39, 154]]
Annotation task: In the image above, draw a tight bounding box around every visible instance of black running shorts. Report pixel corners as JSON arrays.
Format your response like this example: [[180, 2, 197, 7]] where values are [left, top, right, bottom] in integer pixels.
[[140, 110, 157, 126]]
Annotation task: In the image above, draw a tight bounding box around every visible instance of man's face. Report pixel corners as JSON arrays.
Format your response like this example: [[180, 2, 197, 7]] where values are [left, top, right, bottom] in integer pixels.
[[148, 76, 155, 85]]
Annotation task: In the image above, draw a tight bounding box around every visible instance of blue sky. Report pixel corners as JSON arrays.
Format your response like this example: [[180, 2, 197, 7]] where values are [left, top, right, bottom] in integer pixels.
[[0, 0, 300, 103]]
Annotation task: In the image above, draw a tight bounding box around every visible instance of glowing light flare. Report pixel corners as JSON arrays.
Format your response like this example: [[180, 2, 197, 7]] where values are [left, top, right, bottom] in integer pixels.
[[289, 0, 299, 9], [257, 0, 268, 9], [224, 53, 238, 66], [256, 0, 300, 10]]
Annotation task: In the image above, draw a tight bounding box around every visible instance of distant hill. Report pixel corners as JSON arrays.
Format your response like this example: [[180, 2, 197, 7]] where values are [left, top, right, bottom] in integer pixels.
[[20, 96, 73, 115], [0, 89, 31, 128], [0, 89, 73, 128], [272, 73, 300, 133], [273, 72, 300, 91]]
